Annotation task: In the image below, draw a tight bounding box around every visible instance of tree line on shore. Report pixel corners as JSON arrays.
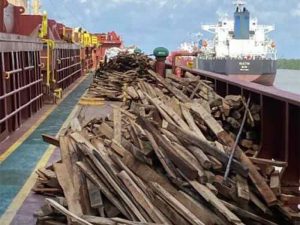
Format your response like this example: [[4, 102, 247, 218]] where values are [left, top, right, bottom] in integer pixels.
[[277, 59, 300, 70]]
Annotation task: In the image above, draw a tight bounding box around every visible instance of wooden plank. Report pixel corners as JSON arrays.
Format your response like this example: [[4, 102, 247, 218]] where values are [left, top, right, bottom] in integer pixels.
[[216, 129, 278, 206], [76, 162, 130, 219], [239, 153, 278, 206], [249, 192, 272, 215], [53, 163, 83, 216], [113, 107, 122, 144], [165, 122, 248, 177], [190, 80, 202, 99], [152, 195, 191, 225], [189, 103, 224, 135], [83, 148, 147, 222], [110, 154, 148, 194], [144, 130, 178, 180], [150, 182, 206, 225], [144, 93, 175, 125], [86, 179, 104, 212], [118, 171, 171, 224], [171, 142, 207, 183], [82, 215, 167, 225], [80, 215, 115, 225], [236, 175, 250, 204], [45, 198, 92, 225], [110, 139, 126, 157], [122, 153, 226, 225], [189, 181, 244, 225], [180, 104, 205, 140], [270, 171, 281, 196], [187, 146, 212, 170], [151, 96, 190, 131], [249, 157, 288, 167], [148, 70, 190, 102], [67, 138, 93, 215], [222, 201, 279, 225], [42, 134, 59, 147], [139, 118, 198, 179]]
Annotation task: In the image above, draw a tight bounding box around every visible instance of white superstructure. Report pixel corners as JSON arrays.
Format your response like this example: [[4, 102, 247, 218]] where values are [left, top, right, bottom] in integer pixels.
[[201, 1, 277, 60]]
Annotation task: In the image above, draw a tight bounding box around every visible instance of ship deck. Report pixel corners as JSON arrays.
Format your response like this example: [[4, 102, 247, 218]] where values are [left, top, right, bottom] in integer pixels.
[[0, 67, 299, 225], [0, 74, 93, 225]]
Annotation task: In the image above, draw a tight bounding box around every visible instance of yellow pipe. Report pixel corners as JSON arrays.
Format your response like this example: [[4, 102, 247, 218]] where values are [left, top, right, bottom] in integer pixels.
[[46, 40, 50, 86], [43, 39, 55, 86]]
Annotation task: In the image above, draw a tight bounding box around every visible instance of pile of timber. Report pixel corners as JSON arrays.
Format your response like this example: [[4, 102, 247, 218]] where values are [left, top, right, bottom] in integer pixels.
[[163, 72, 262, 157], [99, 52, 152, 74], [88, 53, 153, 101], [33, 55, 299, 225]]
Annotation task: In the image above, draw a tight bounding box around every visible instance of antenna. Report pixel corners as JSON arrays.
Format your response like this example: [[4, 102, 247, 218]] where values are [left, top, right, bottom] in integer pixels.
[[233, 0, 246, 12]]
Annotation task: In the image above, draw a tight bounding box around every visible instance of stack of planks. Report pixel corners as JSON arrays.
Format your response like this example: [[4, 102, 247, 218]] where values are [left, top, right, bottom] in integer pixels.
[[100, 52, 152, 74], [164, 72, 262, 157], [33, 55, 299, 225], [87, 53, 153, 101]]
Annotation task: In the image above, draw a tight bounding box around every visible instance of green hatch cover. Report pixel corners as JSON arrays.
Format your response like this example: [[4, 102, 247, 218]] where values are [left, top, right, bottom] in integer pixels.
[[153, 47, 169, 58]]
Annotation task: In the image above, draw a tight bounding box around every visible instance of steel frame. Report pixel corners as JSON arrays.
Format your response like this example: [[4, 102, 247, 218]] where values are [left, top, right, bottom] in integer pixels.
[[0, 34, 43, 142], [40, 42, 82, 98]]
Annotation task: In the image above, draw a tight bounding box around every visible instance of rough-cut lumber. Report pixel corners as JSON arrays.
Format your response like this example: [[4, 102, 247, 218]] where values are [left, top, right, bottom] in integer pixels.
[[180, 104, 205, 140], [139, 118, 198, 179], [86, 179, 104, 215], [144, 130, 178, 180], [222, 201, 279, 225], [53, 163, 83, 216], [113, 107, 122, 144], [189, 103, 224, 136], [236, 175, 250, 203], [45, 198, 92, 225], [118, 171, 171, 224], [76, 162, 130, 219], [166, 122, 248, 177], [150, 182, 206, 225], [42, 134, 59, 147], [270, 171, 281, 196], [34, 53, 296, 225], [249, 157, 288, 167], [187, 145, 212, 169], [189, 181, 244, 225], [148, 70, 190, 102]]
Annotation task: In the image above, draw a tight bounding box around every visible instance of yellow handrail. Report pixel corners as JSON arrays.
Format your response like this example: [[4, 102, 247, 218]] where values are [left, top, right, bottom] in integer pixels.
[[43, 39, 55, 86]]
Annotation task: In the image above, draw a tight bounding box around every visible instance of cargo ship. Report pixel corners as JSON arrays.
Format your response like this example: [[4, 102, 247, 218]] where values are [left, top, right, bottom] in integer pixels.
[[196, 0, 277, 86], [0, 1, 299, 225]]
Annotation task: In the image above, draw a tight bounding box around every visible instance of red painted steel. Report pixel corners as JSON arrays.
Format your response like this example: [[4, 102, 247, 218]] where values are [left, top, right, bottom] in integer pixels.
[[5, 5, 83, 96], [82, 47, 93, 73], [0, 0, 8, 32], [53, 45, 82, 90], [154, 59, 167, 77], [40, 43, 82, 96], [167, 64, 300, 187], [96, 32, 122, 61], [0, 33, 43, 142]]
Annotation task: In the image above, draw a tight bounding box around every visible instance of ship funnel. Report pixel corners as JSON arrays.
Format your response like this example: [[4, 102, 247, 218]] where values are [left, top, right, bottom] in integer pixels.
[[233, 0, 250, 39]]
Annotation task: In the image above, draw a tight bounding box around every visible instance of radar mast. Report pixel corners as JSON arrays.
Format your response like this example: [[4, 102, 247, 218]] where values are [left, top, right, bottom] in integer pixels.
[[233, 0, 246, 12]]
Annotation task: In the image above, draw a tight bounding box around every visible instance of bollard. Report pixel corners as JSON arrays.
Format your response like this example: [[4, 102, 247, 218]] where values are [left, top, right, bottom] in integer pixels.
[[153, 47, 169, 77]]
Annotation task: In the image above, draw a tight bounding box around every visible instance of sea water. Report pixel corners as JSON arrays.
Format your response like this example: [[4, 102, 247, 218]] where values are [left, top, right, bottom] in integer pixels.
[[275, 69, 300, 95]]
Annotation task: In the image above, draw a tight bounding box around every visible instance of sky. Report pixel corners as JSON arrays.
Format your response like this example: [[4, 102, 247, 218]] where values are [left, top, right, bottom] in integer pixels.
[[41, 0, 300, 58]]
